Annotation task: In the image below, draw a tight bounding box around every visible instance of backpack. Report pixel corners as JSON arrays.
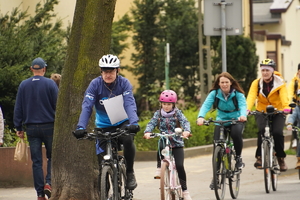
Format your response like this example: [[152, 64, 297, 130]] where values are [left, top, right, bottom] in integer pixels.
[[212, 90, 239, 113]]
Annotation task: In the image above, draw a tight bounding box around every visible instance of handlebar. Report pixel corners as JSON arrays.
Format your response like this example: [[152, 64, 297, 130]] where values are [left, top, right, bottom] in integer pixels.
[[82, 128, 132, 140], [203, 118, 240, 126], [248, 110, 284, 116]]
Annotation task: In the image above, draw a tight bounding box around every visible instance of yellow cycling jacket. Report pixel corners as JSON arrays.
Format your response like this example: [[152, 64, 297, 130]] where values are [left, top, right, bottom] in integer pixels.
[[287, 74, 300, 103], [246, 71, 289, 112]]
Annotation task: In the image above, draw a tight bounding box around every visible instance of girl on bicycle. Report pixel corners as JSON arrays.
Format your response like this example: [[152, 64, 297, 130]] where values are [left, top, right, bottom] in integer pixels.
[[144, 90, 192, 200], [196, 72, 247, 174]]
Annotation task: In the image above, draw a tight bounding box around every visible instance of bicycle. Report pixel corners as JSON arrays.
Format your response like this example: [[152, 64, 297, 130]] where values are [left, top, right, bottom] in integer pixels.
[[149, 128, 185, 200], [81, 128, 134, 200], [291, 125, 300, 180], [203, 118, 242, 200], [249, 105, 282, 193]]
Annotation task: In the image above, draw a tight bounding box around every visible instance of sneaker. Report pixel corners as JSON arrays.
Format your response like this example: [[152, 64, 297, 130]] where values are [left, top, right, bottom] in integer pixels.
[[235, 156, 245, 169], [292, 139, 298, 149], [37, 196, 47, 200], [209, 178, 216, 190], [126, 172, 137, 190], [154, 168, 161, 179], [182, 190, 192, 200], [44, 183, 52, 198], [254, 156, 262, 169]]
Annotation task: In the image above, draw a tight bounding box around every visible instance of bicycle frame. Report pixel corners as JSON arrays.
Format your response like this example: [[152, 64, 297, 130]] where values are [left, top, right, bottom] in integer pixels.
[[83, 128, 133, 200], [204, 118, 242, 200], [151, 132, 183, 200]]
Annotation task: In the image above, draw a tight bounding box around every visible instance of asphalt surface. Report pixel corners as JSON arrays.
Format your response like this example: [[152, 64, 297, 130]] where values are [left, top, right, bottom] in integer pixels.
[[0, 135, 298, 200]]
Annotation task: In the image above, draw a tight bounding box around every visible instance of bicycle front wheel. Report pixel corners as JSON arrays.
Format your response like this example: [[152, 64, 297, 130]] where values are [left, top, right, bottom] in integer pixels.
[[271, 155, 278, 191], [100, 165, 116, 200], [213, 146, 226, 200], [229, 151, 240, 199], [263, 141, 271, 193], [160, 162, 175, 200]]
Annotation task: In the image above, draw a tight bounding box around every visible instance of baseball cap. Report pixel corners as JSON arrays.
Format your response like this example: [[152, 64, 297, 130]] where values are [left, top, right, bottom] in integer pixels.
[[31, 57, 47, 70]]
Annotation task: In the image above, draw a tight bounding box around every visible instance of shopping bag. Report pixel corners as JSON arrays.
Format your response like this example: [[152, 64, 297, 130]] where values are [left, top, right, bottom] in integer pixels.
[[14, 138, 28, 162]]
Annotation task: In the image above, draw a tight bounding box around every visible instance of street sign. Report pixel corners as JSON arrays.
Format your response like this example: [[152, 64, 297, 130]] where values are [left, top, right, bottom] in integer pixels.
[[204, 0, 243, 36]]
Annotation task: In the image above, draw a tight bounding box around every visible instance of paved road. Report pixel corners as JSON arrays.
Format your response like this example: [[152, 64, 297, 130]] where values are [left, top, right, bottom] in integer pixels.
[[1, 142, 299, 200]]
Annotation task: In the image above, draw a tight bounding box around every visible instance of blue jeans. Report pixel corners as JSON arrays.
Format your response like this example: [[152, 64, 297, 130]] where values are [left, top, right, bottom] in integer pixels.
[[26, 123, 53, 196]]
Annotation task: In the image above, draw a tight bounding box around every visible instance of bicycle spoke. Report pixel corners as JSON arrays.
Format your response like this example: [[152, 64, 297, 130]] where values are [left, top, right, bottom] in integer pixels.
[[213, 146, 226, 200]]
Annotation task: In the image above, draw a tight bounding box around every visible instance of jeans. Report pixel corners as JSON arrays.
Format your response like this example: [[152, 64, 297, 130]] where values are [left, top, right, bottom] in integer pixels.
[[26, 123, 53, 196]]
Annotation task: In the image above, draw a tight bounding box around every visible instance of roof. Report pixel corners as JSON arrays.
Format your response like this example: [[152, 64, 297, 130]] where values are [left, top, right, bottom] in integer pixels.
[[253, 0, 293, 24]]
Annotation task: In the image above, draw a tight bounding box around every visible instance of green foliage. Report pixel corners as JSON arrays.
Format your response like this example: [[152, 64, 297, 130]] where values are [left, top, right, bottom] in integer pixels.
[[211, 35, 259, 94], [135, 107, 259, 151], [2, 125, 19, 147], [0, 0, 68, 129]]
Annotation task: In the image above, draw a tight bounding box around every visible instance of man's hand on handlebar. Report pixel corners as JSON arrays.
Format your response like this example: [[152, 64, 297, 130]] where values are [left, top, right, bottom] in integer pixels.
[[125, 124, 140, 133], [73, 129, 87, 139]]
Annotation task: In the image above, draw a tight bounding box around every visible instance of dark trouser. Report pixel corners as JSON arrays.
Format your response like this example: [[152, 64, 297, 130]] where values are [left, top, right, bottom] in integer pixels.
[[157, 143, 188, 191], [213, 123, 244, 156], [97, 121, 136, 173], [26, 123, 54, 197], [255, 113, 286, 158]]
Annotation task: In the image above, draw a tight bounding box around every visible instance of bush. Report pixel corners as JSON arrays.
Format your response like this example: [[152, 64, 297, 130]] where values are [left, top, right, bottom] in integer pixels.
[[134, 107, 258, 151]]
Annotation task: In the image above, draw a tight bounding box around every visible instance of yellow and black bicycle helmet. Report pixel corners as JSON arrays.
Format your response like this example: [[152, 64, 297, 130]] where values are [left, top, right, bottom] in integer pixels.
[[260, 59, 276, 69]]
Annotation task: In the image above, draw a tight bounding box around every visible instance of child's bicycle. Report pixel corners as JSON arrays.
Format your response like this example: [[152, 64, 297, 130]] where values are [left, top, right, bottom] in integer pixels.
[[203, 118, 242, 200], [80, 128, 134, 200], [149, 128, 185, 200]]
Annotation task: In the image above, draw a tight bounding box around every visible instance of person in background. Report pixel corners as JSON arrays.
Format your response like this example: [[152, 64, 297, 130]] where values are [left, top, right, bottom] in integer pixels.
[[50, 73, 61, 88], [0, 106, 4, 146], [246, 58, 290, 172], [73, 54, 140, 190], [14, 57, 58, 200], [196, 72, 247, 189], [144, 90, 192, 200]]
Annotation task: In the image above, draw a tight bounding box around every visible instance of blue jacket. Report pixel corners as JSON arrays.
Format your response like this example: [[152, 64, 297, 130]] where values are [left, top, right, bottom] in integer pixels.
[[197, 89, 247, 123], [287, 106, 300, 126], [77, 75, 139, 129]]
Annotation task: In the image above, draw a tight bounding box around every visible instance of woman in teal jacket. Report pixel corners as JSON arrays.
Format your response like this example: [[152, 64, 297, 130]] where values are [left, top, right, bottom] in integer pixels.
[[196, 72, 247, 173]]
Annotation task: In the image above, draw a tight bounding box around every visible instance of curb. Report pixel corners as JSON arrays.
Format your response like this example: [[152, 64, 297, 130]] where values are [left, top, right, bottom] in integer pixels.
[[135, 133, 292, 162]]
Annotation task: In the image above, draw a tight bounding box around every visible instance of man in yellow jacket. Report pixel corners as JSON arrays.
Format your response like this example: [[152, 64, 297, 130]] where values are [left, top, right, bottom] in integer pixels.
[[247, 59, 290, 172]]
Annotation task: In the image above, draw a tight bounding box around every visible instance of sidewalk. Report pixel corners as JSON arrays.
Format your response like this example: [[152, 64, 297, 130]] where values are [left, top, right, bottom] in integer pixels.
[[0, 136, 296, 200]]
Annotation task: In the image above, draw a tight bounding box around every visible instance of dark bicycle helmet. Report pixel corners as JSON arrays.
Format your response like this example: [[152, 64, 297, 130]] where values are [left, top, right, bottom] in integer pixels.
[[260, 59, 276, 69], [99, 54, 120, 69]]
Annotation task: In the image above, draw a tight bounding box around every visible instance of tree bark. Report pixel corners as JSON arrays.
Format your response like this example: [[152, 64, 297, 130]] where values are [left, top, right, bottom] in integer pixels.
[[51, 0, 116, 199]]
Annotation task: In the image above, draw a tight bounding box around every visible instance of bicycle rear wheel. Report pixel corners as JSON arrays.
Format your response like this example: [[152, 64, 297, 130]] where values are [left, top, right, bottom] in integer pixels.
[[229, 151, 240, 199], [263, 141, 271, 193], [271, 155, 278, 191], [160, 162, 175, 200], [100, 165, 116, 200], [213, 146, 226, 200], [119, 159, 133, 200]]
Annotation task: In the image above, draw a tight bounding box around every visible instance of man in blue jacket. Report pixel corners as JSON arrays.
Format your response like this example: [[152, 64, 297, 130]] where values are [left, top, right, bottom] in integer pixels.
[[73, 54, 140, 190], [14, 57, 58, 200]]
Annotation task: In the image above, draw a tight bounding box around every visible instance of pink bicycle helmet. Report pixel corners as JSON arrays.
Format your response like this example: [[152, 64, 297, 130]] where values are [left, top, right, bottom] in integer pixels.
[[159, 90, 177, 103]]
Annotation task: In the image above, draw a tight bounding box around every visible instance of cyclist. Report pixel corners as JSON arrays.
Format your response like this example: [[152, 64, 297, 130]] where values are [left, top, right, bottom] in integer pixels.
[[144, 90, 192, 200], [287, 63, 300, 149], [73, 54, 140, 190], [246, 58, 290, 171], [196, 72, 247, 189]]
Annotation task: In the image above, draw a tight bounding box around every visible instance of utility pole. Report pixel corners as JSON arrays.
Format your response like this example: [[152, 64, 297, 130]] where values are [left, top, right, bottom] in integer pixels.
[[165, 43, 170, 89]]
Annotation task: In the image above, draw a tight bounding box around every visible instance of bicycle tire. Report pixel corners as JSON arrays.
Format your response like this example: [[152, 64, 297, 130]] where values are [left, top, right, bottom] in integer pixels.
[[119, 161, 131, 200], [298, 169, 300, 180], [271, 155, 278, 191], [100, 165, 117, 200], [263, 141, 271, 193], [229, 151, 240, 199], [213, 145, 226, 200], [160, 162, 175, 200]]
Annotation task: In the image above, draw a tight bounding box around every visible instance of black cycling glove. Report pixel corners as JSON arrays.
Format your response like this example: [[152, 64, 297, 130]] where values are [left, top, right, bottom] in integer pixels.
[[73, 129, 87, 139]]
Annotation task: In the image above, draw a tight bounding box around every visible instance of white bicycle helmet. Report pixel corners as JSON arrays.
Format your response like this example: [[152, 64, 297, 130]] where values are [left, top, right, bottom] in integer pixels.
[[99, 54, 120, 69]]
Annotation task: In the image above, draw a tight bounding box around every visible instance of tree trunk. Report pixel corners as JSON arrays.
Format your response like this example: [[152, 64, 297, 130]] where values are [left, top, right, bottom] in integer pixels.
[[51, 0, 116, 199]]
